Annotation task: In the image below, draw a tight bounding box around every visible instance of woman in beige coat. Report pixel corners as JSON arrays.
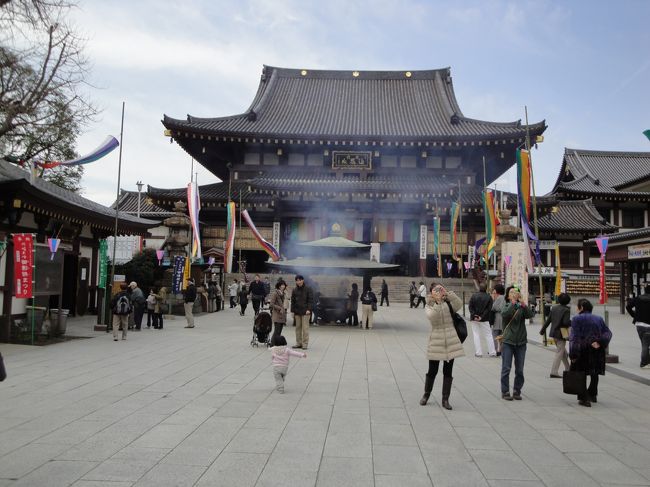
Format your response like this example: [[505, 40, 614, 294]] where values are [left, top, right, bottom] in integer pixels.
[[269, 280, 288, 339], [420, 283, 464, 410]]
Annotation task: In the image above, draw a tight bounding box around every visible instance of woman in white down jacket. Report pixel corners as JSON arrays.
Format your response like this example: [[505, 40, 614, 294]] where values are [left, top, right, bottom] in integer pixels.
[[420, 283, 465, 410]]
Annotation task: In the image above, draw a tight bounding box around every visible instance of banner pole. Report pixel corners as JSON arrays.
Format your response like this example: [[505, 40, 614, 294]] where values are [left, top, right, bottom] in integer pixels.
[[31, 234, 35, 345]]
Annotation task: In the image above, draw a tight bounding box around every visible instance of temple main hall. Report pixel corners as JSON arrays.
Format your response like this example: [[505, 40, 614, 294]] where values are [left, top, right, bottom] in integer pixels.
[[158, 66, 547, 275]]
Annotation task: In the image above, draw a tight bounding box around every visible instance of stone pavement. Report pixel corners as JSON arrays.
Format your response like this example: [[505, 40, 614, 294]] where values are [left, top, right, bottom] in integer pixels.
[[1, 302, 650, 487]]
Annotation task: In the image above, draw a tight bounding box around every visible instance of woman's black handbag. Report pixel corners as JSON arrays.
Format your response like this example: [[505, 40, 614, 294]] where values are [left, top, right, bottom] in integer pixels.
[[563, 370, 586, 395], [446, 301, 467, 343], [0, 352, 6, 381]]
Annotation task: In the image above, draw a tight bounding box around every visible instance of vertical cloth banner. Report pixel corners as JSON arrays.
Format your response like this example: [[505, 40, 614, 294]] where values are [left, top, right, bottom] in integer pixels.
[[241, 210, 280, 261], [13, 234, 34, 298], [224, 202, 236, 273], [554, 243, 562, 297], [172, 256, 186, 294], [596, 237, 609, 304], [450, 202, 460, 262], [187, 181, 202, 259], [516, 148, 541, 268], [433, 216, 442, 276], [482, 190, 500, 259], [47, 237, 60, 260], [98, 239, 108, 289]]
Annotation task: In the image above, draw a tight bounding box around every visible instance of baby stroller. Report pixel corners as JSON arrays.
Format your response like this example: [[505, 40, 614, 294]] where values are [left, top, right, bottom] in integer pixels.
[[251, 306, 272, 347]]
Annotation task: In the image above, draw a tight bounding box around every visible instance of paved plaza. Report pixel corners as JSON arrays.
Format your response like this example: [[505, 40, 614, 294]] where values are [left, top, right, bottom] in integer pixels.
[[1, 301, 650, 486]]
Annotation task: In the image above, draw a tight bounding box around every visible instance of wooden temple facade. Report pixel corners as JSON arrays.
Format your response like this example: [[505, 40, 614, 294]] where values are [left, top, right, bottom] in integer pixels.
[[158, 66, 546, 275]]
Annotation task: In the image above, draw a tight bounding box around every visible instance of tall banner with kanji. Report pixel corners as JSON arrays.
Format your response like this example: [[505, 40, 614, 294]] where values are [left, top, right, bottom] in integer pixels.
[[554, 242, 562, 297], [482, 189, 500, 260], [98, 239, 108, 289], [172, 256, 186, 294], [13, 234, 34, 298]]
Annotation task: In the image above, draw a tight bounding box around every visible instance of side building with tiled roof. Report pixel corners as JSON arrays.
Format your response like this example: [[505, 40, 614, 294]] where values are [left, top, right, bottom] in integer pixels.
[[0, 160, 158, 333], [159, 65, 546, 276]]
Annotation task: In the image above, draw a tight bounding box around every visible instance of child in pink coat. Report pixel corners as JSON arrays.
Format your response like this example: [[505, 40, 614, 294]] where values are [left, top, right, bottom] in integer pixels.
[[270, 335, 306, 393]]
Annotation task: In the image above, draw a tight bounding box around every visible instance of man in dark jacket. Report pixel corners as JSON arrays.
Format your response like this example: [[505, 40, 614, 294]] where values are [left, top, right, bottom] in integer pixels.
[[249, 274, 266, 316], [129, 281, 146, 330], [468, 283, 495, 357], [291, 275, 314, 349], [183, 279, 197, 328], [626, 285, 650, 368]]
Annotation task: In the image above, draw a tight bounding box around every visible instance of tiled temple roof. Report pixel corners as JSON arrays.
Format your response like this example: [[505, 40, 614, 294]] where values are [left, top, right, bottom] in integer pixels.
[[553, 148, 650, 199], [537, 199, 616, 233], [113, 190, 174, 219], [163, 66, 546, 142], [0, 159, 157, 232], [148, 181, 257, 202]]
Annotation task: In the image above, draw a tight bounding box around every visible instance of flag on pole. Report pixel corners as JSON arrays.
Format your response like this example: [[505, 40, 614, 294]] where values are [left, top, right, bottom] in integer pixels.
[[47, 237, 60, 260], [554, 243, 562, 297], [450, 201, 460, 262], [242, 210, 280, 261], [187, 181, 202, 258], [36, 136, 119, 168], [224, 201, 236, 273], [482, 189, 499, 259], [516, 148, 541, 266]]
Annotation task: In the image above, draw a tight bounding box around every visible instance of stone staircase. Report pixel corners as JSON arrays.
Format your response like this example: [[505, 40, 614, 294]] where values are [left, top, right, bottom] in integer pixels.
[[224, 273, 475, 303]]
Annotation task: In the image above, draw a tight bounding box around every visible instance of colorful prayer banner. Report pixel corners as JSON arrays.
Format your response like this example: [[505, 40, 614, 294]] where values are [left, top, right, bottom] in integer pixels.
[[242, 210, 281, 261], [554, 243, 562, 297], [187, 181, 202, 258], [483, 190, 499, 259], [224, 201, 236, 273], [13, 233, 33, 298], [36, 136, 119, 168], [450, 202, 460, 261], [47, 237, 60, 261], [98, 239, 108, 289], [596, 237, 609, 304], [516, 148, 541, 267], [183, 257, 191, 289], [156, 249, 164, 265], [644, 129, 650, 142]]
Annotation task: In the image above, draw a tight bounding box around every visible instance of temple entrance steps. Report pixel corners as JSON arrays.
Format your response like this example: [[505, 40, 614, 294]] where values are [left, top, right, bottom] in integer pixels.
[[223, 274, 474, 303]]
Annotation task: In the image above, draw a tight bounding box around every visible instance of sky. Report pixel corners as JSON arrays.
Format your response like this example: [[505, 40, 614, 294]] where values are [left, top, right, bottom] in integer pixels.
[[68, 0, 650, 206]]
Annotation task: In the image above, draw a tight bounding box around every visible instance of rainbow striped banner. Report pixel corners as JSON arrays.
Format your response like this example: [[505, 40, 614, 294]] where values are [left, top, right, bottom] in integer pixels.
[[224, 202, 236, 273], [37, 136, 119, 168], [186, 181, 201, 258], [242, 210, 280, 261], [450, 202, 460, 262], [483, 190, 499, 259], [433, 216, 442, 276], [516, 148, 541, 266]]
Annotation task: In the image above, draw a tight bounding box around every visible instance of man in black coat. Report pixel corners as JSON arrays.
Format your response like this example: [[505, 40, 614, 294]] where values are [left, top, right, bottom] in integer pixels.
[[291, 275, 314, 350], [183, 279, 197, 328], [626, 285, 650, 368], [468, 283, 495, 357], [249, 274, 266, 316]]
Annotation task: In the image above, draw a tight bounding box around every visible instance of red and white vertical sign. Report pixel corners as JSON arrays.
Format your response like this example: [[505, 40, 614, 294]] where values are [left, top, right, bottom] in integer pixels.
[[596, 237, 609, 305], [13, 233, 34, 298]]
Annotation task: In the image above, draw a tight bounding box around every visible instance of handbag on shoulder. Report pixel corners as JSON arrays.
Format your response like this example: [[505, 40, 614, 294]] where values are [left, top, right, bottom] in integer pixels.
[[445, 301, 467, 343]]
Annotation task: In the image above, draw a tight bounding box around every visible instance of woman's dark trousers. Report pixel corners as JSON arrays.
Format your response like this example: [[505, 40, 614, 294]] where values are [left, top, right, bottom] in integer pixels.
[[273, 322, 284, 339], [347, 311, 358, 326]]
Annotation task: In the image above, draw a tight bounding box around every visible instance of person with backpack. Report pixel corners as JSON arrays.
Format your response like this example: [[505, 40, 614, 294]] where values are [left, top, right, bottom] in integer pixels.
[[111, 283, 132, 341]]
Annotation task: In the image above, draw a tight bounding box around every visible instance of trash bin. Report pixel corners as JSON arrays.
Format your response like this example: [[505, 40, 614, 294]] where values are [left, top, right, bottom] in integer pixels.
[[49, 309, 69, 336], [25, 306, 47, 335]]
